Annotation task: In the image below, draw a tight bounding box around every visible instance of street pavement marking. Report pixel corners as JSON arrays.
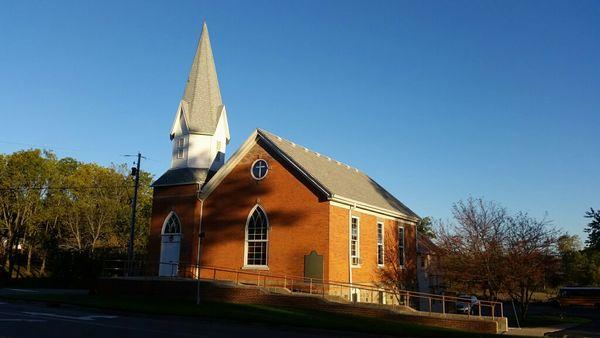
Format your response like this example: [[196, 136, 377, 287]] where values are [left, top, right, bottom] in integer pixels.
[[0, 319, 45, 322], [22, 312, 118, 321]]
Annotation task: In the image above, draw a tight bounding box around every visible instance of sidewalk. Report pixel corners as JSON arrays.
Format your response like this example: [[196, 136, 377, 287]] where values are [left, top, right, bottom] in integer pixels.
[[507, 324, 578, 337]]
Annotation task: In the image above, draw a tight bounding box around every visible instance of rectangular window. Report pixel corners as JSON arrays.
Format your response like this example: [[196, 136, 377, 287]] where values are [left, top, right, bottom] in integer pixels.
[[177, 138, 184, 159], [377, 222, 384, 266], [351, 217, 360, 265], [398, 226, 405, 267]]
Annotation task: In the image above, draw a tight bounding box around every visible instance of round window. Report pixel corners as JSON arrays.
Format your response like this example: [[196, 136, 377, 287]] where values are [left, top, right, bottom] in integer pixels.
[[251, 159, 269, 180]]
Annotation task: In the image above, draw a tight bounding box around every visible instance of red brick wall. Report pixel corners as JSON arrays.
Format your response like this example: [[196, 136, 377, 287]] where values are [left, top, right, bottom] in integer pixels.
[[148, 143, 417, 284], [200, 143, 330, 278], [147, 184, 201, 273], [329, 205, 417, 286], [328, 206, 349, 282]]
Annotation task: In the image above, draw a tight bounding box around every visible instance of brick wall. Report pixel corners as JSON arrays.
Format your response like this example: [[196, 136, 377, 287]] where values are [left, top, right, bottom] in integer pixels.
[[200, 142, 330, 278], [147, 184, 201, 274], [329, 205, 417, 287], [328, 206, 349, 282], [148, 143, 418, 286]]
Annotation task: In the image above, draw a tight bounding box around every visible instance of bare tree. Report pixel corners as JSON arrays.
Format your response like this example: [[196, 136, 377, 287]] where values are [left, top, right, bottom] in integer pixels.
[[504, 212, 558, 320], [436, 197, 509, 299], [376, 228, 417, 304]]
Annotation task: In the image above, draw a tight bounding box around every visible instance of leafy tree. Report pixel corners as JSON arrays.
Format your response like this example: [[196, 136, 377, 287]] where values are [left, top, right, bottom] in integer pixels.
[[0, 150, 53, 277], [557, 234, 582, 254], [416, 216, 436, 239], [558, 232, 600, 286], [584, 208, 600, 250], [0, 149, 153, 282]]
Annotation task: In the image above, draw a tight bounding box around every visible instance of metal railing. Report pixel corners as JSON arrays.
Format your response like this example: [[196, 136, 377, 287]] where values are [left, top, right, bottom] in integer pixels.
[[102, 260, 504, 320]]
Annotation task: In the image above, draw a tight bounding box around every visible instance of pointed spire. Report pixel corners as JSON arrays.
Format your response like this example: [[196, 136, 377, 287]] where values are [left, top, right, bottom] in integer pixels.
[[181, 22, 223, 135]]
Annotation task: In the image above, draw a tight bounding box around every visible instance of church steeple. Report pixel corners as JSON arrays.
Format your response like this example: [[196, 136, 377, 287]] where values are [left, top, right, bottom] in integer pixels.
[[169, 22, 230, 172]]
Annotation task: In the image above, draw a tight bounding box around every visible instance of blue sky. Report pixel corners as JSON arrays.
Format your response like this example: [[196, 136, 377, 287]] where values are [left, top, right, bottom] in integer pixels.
[[1, 1, 598, 240]]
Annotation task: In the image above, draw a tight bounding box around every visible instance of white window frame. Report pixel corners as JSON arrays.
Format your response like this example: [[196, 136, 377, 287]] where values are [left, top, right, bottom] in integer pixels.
[[351, 216, 360, 266], [243, 204, 269, 269], [398, 225, 405, 268], [162, 211, 182, 235], [377, 222, 384, 267], [250, 159, 269, 180]]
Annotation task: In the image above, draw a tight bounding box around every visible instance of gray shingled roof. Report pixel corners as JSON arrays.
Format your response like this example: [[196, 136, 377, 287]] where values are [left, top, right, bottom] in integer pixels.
[[258, 129, 418, 219], [181, 22, 223, 135], [152, 168, 209, 187]]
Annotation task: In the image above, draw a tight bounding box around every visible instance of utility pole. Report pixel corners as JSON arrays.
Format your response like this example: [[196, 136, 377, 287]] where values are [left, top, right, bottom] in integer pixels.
[[127, 152, 142, 275]]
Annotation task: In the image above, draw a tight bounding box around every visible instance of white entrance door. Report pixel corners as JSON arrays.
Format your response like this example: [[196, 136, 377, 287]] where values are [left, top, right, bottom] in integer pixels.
[[159, 234, 180, 277]]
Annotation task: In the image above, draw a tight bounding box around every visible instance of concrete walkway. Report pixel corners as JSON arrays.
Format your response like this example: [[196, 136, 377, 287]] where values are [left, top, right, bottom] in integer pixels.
[[507, 324, 578, 337]]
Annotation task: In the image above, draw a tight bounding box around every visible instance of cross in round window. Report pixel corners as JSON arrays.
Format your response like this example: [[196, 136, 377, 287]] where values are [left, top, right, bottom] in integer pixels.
[[251, 159, 269, 180]]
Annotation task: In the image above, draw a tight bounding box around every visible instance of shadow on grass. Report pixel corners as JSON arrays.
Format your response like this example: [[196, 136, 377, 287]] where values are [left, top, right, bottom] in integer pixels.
[[1, 292, 502, 338]]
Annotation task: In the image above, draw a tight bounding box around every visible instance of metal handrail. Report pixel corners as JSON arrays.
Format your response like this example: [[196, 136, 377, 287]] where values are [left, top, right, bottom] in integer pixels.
[[102, 259, 504, 319]]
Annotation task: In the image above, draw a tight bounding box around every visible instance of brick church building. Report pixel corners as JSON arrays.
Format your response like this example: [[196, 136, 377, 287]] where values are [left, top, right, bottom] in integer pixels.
[[148, 23, 420, 299]]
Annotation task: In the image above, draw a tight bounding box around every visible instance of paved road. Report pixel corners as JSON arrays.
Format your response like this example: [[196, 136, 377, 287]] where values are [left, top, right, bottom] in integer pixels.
[[504, 303, 600, 338], [545, 305, 600, 338], [0, 300, 387, 338]]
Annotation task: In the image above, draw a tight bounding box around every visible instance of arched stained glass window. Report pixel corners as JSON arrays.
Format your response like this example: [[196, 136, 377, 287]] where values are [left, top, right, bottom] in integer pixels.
[[163, 212, 181, 234], [245, 206, 269, 266]]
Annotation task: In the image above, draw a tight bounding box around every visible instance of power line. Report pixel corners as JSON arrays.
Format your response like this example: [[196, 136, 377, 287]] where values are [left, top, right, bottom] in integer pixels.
[[0, 140, 82, 153], [1, 140, 161, 168], [0, 185, 135, 191]]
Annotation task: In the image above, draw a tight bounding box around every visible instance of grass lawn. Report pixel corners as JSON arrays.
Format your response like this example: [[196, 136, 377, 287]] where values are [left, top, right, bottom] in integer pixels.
[[0, 292, 504, 338]]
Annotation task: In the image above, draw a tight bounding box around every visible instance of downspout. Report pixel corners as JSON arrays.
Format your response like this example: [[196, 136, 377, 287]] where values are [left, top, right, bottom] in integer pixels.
[[195, 185, 204, 306], [195, 198, 204, 279], [348, 203, 356, 298]]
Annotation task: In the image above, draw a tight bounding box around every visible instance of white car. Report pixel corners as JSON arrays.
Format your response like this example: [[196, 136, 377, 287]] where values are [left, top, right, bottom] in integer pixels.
[[456, 294, 479, 314]]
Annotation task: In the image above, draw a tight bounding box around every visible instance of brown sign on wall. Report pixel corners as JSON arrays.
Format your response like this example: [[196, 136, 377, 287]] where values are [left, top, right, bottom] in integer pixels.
[[304, 250, 324, 280]]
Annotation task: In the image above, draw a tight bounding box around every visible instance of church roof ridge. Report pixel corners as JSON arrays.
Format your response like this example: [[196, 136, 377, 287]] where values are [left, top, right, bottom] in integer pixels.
[[256, 128, 362, 173], [255, 128, 419, 219]]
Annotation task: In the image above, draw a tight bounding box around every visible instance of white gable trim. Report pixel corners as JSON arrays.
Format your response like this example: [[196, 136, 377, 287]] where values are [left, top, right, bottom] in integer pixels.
[[217, 106, 230, 143], [199, 130, 417, 220], [256, 130, 331, 198], [199, 129, 332, 200], [199, 129, 419, 224], [199, 130, 259, 199], [170, 101, 190, 138]]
